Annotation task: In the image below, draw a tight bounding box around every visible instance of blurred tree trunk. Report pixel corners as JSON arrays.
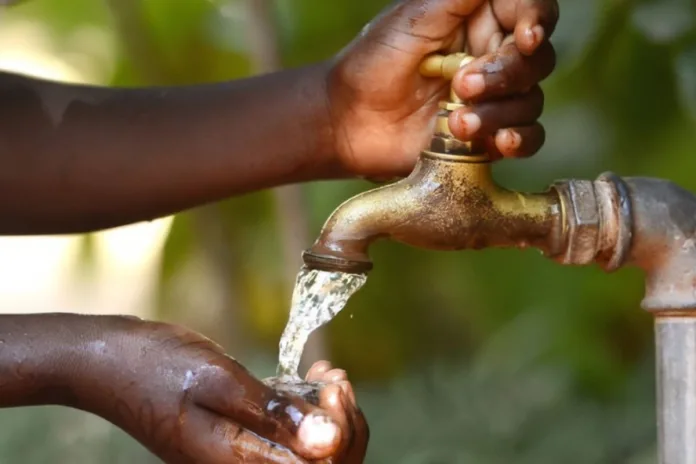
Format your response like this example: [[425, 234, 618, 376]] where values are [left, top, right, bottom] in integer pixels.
[[242, 0, 328, 373], [104, 0, 246, 353]]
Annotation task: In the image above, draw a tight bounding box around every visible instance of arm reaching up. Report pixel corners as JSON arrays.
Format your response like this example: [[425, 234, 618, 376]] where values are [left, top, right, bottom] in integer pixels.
[[0, 0, 558, 235]]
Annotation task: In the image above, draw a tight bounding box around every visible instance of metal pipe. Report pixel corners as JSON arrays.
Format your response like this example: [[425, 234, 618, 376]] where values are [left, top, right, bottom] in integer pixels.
[[656, 316, 696, 464], [620, 177, 696, 464]]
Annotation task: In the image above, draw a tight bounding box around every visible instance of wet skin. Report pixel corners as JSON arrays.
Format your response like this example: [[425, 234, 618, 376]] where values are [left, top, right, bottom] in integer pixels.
[[0, 0, 559, 462], [0, 314, 366, 463]]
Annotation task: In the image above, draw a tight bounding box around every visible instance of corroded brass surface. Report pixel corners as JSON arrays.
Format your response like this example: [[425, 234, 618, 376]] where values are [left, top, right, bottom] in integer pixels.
[[302, 52, 566, 273], [303, 153, 564, 273]]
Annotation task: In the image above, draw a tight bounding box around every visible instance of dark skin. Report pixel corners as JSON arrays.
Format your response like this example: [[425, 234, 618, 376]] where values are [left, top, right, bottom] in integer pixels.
[[2, 314, 367, 463], [0, 0, 559, 462]]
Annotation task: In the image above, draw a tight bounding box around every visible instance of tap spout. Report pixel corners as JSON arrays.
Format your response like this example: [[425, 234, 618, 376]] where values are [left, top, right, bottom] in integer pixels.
[[302, 151, 565, 274]]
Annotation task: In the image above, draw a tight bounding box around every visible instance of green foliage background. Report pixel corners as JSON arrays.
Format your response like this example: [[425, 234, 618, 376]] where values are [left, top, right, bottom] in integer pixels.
[[1, 0, 696, 462]]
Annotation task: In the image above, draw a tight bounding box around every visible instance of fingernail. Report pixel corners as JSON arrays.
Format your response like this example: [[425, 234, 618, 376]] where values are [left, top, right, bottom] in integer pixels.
[[458, 112, 481, 137], [329, 369, 348, 382], [499, 129, 522, 153], [526, 25, 545, 48], [298, 413, 341, 452], [312, 360, 332, 375], [461, 74, 485, 98]]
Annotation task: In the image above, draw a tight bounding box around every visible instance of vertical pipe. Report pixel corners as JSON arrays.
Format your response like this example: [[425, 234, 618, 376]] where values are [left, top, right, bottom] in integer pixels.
[[656, 315, 696, 464]]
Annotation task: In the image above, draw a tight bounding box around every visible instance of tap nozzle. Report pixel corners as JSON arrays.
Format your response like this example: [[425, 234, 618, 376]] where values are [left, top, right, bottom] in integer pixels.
[[303, 53, 566, 274]]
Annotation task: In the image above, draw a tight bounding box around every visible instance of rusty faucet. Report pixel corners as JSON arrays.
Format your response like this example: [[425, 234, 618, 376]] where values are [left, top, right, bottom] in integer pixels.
[[301, 52, 696, 464]]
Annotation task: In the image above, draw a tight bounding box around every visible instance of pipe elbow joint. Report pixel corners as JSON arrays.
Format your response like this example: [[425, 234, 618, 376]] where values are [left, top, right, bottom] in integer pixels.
[[555, 174, 696, 312], [623, 178, 696, 312]]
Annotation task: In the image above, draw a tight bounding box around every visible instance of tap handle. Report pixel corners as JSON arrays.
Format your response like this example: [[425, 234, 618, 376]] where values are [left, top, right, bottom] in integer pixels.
[[419, 53, 475, 80], [420, 52, 474, 106], [419, 52, 487, 157]]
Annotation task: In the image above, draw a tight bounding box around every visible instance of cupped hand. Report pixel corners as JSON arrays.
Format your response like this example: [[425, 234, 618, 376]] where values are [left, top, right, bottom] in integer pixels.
[[327, 0, 559, 179], [72, 317, 360, 464]]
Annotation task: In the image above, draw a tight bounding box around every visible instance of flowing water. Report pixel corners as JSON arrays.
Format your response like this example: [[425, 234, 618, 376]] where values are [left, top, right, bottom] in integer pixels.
[[276, 267, 367, 379]]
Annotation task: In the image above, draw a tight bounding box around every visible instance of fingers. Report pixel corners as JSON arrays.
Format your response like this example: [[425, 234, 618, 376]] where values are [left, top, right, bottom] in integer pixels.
[[448, 30, 553, 161], [449, 85, 543, 138], [180, 406, 309, 464], [191, 362, 342, 461], [450, 113, 546, 159], [305, 361, 369, 463], [466, 2, 503, 56], [327, 373, 356, 407], [306, 361, 360, 404], [448, 84, 545, 159], [484, 123, 546, 160], [306, 362, 355, 405], [344, 397, 369, 464], [319, 384, 351, 429], [453, 41, 555, 101], [494, 123, 546, 158], [317, 385, 354, 461], [305, 360, 332, 380], [491, 0, 560, 55], [318, 384, 369, 464]]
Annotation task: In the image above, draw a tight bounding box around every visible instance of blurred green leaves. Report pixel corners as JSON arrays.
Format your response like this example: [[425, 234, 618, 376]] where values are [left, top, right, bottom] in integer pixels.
[[632, 0, 694, 44], [676, 43, 696, 119]]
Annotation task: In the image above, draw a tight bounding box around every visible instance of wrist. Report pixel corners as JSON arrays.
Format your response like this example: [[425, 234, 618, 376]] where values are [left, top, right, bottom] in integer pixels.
[[55, 315, 143, 415], [296, 60, 350, 180], [0, 313, 115, 408]]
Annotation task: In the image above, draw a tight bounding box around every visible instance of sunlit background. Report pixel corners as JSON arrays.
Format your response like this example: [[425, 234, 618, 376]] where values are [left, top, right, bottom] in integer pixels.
[[0, 0, 694, 462]]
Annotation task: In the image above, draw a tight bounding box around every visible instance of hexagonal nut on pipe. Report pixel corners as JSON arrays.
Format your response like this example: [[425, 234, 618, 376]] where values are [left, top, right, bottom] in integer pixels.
[[554, 180, 600, 265]]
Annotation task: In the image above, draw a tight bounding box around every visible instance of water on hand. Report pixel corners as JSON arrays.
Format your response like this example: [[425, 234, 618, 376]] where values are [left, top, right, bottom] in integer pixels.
[[276, 267, 367, 379]]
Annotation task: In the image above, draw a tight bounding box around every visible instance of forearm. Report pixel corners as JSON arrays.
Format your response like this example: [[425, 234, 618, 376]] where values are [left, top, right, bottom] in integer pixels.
[[0, 313, 102, 408], [0, 63, 340, 235]]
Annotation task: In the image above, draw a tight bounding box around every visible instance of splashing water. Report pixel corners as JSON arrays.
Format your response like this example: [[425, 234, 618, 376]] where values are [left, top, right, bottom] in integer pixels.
[[276, 267, 367, 379]]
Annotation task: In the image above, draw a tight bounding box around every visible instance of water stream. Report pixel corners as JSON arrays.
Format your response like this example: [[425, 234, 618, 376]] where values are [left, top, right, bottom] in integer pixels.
[[276, 267, 367, 379]]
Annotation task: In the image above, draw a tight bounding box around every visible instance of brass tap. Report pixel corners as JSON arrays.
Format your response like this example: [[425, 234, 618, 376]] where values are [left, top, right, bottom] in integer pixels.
[[302, 53, 566, 274]]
